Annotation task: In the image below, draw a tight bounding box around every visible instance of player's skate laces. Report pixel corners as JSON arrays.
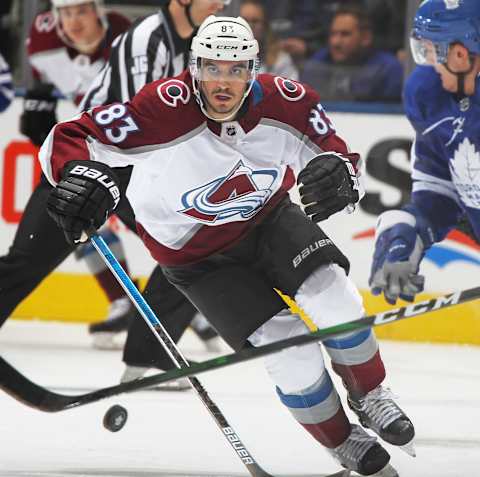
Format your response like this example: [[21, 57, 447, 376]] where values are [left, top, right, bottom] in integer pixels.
[[328, 424, 397, 476], [121, 365, 190, 391], [89, 296, 131, 350], [348, 385, 415, 454]]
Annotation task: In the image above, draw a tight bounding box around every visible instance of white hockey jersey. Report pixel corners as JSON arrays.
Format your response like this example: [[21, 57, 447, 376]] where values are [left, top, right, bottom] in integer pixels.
[[40, 72, 363, 265]]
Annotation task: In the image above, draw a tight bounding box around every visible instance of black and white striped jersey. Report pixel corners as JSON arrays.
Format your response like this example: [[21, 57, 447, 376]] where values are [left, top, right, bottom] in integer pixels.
[[80, 6, 190, 111]]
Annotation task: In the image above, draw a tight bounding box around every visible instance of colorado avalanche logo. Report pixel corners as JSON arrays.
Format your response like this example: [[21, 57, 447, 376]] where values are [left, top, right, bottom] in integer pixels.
[[274, 77, 306, 102], [179, 161, 278, 223], [35, 11, 56, 33], [157, 80, 190, 107]]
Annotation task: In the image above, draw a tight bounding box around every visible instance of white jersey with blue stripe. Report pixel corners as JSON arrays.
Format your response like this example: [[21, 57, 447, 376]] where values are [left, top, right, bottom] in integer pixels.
[[404, 65, 480, 241]]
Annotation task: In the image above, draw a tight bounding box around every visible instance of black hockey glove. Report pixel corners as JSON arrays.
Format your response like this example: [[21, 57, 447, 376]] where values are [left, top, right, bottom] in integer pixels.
[[47, 161, 121, 244], [298, 152, 360, 222], [19, 85, 58, 146]]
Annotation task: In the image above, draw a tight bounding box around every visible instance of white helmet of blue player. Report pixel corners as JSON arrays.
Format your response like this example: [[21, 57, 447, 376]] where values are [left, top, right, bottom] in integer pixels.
[[190, 15, 259, 121]]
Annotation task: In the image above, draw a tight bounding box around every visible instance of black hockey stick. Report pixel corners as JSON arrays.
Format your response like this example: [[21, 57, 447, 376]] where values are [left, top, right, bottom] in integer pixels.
[[1, 285, 478, 414]]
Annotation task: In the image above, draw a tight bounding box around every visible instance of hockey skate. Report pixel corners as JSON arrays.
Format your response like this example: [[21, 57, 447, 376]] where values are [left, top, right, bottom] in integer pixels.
[[190, 313, 222, 352], [348, 385, 415, 457], [327, 425, 399, 477], [121, 365, 190, 391], [89, 296, 131, 350]]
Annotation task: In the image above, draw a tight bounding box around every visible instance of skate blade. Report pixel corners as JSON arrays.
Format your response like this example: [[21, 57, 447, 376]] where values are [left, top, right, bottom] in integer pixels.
[[399, 440, 416, 457]]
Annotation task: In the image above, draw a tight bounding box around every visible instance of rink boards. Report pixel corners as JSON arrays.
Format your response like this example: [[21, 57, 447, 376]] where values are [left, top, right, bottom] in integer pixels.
[[1, 99, 479, 344]]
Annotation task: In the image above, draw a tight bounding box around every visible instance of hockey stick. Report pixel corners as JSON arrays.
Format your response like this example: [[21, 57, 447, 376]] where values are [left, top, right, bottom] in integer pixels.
[[1, 285, 478, 414], [87, 230, 273, 477]]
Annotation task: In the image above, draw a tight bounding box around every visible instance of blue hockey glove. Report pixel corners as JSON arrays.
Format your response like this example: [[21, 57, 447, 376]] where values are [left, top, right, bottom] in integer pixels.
[[369, 210, 432, 305]]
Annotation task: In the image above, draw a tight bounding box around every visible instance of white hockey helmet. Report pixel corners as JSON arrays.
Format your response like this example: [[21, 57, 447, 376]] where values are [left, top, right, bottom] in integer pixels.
[[190, 15, 259, 121]]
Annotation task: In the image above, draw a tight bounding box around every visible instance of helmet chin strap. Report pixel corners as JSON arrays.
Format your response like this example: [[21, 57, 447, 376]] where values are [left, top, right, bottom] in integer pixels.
[[455, 72, 467, 97], [445, 53, 475, 97]]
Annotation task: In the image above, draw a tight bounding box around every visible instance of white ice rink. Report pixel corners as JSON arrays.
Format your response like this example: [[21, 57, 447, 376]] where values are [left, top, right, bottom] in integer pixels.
[[0, 320, 479, 477]]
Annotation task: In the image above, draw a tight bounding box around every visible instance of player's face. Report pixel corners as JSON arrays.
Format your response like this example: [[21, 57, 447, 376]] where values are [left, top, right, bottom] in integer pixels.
[[58, 3, 103, 48], [199, 59, 251, 120], [328, 14, 371, 64], [190, 0, 227, 26], [434, 44, 480, 95]]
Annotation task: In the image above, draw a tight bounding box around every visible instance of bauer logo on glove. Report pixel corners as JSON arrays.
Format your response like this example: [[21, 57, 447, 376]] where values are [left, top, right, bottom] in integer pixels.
[[47, 160, 121, 245], [69, 164, 121, 208]]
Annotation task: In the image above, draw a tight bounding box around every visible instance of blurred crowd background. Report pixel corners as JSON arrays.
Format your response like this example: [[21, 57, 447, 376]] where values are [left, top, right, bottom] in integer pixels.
[[0, 0, 419, 105]]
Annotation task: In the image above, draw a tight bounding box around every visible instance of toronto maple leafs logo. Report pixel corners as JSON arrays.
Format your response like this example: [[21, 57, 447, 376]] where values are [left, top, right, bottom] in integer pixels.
[[179, 161, 278, 223], [450, 138, 480, 209]]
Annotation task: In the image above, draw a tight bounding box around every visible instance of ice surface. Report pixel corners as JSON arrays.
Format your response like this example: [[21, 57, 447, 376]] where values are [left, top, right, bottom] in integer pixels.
[[0, 321, 479, 477]]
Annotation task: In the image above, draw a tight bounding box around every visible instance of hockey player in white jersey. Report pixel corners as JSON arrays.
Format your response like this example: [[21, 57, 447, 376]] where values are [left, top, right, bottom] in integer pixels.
[[369, 0, 480, 306], [42, 16, 414, 476]]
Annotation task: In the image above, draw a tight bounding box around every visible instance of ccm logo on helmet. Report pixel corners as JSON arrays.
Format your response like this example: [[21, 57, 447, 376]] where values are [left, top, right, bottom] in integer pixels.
[[69, 165, 121, 208], [274, 77, 306, 102], [157, 80, 191, 108], [217, 45, 239, 50]]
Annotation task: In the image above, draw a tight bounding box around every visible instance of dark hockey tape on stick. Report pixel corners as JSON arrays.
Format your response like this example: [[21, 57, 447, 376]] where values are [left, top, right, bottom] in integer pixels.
[[0, 286, 478, 413]]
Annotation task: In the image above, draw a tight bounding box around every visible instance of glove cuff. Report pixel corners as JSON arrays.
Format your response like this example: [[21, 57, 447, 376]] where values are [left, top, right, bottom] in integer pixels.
[[23, 86, 57, 112], [375, 209, 434, 249]]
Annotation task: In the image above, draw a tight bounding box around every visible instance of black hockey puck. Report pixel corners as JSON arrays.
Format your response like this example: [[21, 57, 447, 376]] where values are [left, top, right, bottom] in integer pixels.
[[103, 404, 128, 432]]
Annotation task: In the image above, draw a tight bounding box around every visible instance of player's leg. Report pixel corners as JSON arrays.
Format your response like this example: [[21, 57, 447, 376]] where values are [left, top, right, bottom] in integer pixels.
[[0, 176, 75, 326], [295, 264, 415, 449], [261, 200, 414, 451], [248, 311, 391, 476]]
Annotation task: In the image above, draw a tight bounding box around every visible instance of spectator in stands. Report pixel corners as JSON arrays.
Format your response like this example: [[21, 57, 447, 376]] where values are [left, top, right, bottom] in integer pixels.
[[240, 0, 298, 79], [0, 52, 13, 112], [259, 0, 323, 61], [301, 4, 403, 102]]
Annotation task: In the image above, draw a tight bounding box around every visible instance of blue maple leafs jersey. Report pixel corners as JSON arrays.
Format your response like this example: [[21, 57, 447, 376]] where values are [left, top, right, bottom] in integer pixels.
[[404, 65, 480, 242]]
